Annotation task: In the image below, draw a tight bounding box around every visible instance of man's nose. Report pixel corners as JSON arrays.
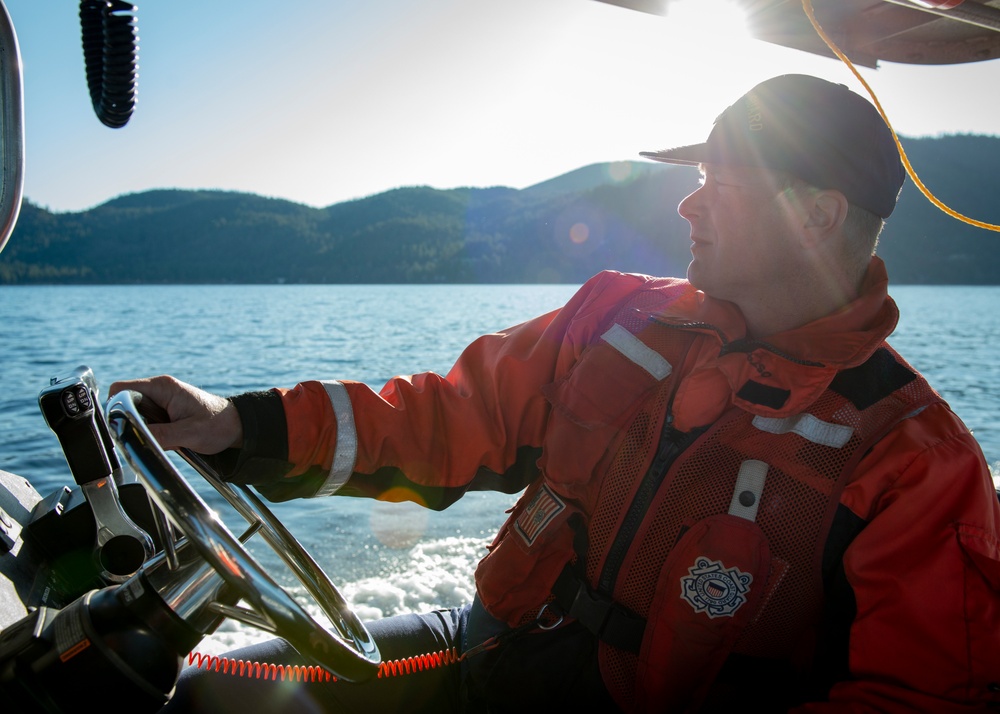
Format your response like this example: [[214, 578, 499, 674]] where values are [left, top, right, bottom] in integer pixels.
[[677, 187, 703, 221]]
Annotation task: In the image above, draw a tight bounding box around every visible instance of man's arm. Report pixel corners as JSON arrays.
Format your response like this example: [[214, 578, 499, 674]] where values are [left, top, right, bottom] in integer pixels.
[[801, 403, 1000, 711]]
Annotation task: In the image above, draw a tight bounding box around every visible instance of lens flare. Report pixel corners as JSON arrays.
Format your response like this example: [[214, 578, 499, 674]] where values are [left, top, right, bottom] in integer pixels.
[[370, 488, 429, 549], [570, 222, 590, 245]]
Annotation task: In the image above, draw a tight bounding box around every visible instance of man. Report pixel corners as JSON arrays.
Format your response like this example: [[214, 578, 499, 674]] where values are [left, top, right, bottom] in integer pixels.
[[113, 74, 1000, 712]]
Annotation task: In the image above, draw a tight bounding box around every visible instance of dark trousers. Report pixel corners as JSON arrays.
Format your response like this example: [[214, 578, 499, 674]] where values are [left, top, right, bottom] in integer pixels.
[[159, 599, 620, 713]]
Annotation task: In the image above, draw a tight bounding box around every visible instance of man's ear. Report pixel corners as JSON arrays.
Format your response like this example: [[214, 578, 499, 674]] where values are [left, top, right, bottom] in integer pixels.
[[805, 190, 849, 233]]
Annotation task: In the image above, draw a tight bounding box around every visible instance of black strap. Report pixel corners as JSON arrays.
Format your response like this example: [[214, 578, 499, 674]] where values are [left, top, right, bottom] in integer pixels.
[[551, 564, 646, 653], [550, 514, 646, 652], [736, 380, 790, 409]]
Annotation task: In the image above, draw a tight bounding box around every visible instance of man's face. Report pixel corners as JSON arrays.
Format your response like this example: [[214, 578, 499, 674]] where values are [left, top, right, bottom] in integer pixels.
[[677, 164, 805, 304]]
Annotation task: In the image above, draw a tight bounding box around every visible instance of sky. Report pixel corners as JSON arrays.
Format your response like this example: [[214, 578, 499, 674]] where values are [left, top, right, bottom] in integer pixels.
[[4, 0, 1000, 214]]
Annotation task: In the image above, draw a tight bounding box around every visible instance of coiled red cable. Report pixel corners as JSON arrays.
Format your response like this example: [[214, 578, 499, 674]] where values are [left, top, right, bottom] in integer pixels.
[[376, 648, 463, 678], [186, 647, 463, 682]]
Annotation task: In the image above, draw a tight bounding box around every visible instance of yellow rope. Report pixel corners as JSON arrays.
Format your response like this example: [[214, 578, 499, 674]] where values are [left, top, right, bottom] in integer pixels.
[[801, 0, 1000, 232]]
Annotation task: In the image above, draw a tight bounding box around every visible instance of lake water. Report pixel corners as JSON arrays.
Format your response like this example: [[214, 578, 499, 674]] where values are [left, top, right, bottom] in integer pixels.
[[2, 282, 998, 655]]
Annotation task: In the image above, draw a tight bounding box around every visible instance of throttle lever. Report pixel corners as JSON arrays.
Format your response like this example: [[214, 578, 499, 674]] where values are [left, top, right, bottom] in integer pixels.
[[38, 365, 154, 582]]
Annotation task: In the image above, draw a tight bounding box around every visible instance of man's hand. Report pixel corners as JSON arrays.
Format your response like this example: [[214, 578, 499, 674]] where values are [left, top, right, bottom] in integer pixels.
[[108, 375, 244, 454]]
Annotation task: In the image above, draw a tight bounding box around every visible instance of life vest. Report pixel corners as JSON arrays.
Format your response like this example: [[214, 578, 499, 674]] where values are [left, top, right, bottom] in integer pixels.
[[474, 288, 942, 714]]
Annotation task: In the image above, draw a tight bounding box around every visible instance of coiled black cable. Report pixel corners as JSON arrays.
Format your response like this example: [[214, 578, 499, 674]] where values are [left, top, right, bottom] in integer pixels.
[[79, 0, 138, 128]]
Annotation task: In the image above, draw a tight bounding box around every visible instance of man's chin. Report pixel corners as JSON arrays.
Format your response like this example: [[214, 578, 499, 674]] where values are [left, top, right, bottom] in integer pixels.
[[686, 264, 720, 297], [686, 261, 701, 287]]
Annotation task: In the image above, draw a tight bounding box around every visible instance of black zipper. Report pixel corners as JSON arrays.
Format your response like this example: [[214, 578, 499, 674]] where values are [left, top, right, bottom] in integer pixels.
[[597, 418, 703, 594]]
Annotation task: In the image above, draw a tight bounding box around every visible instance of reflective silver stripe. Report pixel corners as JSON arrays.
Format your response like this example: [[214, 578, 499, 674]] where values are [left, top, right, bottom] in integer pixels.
[[728, 459, 768, 521], [313, 380, 357, 497], [600, 323, 672, 380], [752, 413, 853, 449]]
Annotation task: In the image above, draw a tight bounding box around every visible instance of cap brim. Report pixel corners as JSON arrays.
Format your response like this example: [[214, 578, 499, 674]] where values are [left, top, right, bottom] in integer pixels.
[[638, 143, 707, 166]]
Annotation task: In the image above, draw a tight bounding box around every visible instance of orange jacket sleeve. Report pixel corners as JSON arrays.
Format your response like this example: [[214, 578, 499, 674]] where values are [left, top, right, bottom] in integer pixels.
[[796, 402, 1000, 711], [268, 271, 654, 506]]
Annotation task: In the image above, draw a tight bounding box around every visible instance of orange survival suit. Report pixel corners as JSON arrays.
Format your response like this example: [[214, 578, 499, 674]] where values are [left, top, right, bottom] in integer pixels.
[[222, 259, 1000, 712]]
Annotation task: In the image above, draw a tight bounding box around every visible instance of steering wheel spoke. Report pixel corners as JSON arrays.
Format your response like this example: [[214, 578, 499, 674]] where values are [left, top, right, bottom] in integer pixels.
[[206, 602, 279, 633]]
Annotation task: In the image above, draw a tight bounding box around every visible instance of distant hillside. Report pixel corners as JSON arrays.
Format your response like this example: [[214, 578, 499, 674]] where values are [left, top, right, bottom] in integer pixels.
[[2, 135, 999, 285]]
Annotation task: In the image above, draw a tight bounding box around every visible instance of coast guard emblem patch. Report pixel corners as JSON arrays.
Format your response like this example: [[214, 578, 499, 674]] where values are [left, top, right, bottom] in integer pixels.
[[514, 484, 565, 546], [680, 557, 753, 618]]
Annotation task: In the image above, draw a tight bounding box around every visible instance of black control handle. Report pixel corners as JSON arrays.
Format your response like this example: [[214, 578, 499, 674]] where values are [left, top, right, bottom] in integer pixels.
[[38, 365, 155, 582], [38, 365, 119, 485]]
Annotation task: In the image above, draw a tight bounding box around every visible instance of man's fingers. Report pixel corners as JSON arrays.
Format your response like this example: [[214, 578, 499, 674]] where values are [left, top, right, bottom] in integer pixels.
[[143, 421, 181, 451], [109, 375, 180, 409], [108, 375, 242, 454]]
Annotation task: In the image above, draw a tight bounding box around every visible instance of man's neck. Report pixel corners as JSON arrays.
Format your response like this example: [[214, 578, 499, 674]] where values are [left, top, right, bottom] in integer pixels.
[[740, 268, 863, 339]]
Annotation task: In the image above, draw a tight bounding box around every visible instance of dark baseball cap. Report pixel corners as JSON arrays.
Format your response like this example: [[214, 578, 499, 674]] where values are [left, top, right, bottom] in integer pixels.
[[639, 74, 906, 218]]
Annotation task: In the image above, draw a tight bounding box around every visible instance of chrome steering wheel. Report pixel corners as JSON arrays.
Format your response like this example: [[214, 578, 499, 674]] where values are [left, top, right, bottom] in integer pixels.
[[104, 389, 381, 682]]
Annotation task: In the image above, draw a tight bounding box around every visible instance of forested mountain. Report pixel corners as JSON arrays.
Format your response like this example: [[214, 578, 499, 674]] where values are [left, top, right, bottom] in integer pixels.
[[2, 134, 999, 285]]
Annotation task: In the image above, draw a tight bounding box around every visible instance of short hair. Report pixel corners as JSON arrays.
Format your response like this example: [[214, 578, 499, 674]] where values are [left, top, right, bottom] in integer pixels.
[[843, 202, 885, 259]]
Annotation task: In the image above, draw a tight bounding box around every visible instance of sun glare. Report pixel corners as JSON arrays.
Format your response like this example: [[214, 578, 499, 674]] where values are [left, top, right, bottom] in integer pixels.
[[651, 0, 760, 115], [667, 0, 752, 47]]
